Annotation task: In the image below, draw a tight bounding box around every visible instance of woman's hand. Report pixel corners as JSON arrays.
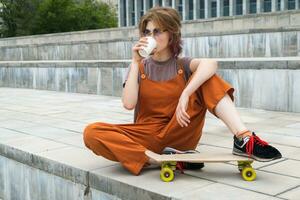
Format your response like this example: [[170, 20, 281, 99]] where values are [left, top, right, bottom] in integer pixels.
[[176, 92, 190, 127], [132, 37, 148, 63]]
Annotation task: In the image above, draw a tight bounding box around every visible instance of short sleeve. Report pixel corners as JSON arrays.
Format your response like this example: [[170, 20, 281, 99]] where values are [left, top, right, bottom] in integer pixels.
[[181, 56, 193, 80]]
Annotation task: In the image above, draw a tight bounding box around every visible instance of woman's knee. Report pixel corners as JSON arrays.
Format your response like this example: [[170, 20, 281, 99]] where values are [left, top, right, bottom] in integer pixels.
[[83, 123, 99, 148]]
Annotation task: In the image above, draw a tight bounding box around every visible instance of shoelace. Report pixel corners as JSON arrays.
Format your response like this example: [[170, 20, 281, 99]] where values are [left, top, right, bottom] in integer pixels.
[[246, 134, 269, 156], [176, 162, 185, 174]]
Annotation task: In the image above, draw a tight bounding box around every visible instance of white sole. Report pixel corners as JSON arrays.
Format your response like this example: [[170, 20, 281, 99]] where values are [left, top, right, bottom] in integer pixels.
[[232, 148, 281, 162]]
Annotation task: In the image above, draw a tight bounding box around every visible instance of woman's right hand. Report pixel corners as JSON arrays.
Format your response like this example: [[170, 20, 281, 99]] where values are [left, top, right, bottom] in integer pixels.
[[132, 37, 148, 63]]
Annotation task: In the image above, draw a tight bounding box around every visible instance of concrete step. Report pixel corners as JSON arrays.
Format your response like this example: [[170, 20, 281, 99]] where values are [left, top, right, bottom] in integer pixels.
[[0, 88, 299, 200]]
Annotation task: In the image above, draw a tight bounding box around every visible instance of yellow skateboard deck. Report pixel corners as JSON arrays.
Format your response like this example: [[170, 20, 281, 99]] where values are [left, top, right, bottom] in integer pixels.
[[145, 150, 256, 182]]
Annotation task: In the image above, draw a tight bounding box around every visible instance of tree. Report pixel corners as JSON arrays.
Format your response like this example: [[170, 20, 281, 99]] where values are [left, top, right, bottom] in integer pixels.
[[0, 0, 118, 38], [74, 0, 117, 30], [0, 0, 39, 37], [31, 0, 78, 34]]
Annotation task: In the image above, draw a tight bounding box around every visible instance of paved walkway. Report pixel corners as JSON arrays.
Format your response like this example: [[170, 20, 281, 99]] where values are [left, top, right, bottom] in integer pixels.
[[0, 88, 299, 200]]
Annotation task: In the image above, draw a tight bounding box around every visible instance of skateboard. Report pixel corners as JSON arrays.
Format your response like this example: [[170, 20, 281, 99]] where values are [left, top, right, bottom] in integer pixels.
[[145, 150, 256, 182]]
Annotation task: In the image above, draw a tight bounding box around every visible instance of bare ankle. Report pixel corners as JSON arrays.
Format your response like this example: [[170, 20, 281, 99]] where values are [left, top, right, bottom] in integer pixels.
[[236, 130, 252, 138]]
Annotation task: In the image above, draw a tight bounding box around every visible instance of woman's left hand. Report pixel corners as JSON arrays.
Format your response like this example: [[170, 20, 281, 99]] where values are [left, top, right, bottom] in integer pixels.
[[176, 92, 190, 127]]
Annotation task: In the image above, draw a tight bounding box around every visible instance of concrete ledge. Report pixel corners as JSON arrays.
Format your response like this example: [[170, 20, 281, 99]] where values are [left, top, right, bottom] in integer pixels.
[[0, 57, 299, 69], [1, 145, 160, 199], [0, 59, 299, 112], [0, 88, 300, 200], [0, 144, 89, 186], [0, 30, 299, 60], [0, 143, 171, 200], [89, 171, 168, 200]]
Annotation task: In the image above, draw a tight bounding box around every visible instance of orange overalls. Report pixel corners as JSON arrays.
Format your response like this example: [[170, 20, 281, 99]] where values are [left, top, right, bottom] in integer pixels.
[[83, 60, 234, 175]]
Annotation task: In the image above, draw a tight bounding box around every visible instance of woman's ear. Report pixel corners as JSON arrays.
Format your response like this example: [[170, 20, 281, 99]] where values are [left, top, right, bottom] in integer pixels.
[[168, 34, 173, 44]]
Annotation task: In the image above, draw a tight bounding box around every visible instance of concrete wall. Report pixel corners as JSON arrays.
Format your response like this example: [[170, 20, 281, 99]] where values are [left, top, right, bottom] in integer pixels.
[[0, 59, 299, 112], [0, 61, 128, 96], [0, 10, 299, 60], [0, 155, 88, 200], [0, 143, 161, 200], [0, 152, 122, 200]]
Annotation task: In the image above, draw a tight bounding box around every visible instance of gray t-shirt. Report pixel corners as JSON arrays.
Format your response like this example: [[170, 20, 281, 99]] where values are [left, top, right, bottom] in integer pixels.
[[123, 56, 193, 87], [123, 56, 193, 122]]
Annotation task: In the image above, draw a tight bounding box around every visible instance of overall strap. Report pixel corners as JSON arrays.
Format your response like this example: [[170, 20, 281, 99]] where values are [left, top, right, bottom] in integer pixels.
[[176, 57, 192, 82], [137, 61, 146, 79], [176, 58, 184, 75]]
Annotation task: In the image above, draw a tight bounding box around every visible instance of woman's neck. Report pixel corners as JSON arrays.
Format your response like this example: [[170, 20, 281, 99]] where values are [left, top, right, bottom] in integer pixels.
[[152, 49, 172, 62]]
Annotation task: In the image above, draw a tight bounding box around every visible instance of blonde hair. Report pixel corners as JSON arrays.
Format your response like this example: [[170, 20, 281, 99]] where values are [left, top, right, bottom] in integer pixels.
[[138, 6, 182, 58]]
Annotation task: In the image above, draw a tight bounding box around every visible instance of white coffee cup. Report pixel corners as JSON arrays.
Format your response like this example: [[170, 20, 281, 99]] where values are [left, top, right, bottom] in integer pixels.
[[138, 37, 157, 58]]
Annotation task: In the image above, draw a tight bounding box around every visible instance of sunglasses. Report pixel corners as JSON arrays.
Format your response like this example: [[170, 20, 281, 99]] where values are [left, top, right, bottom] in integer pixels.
[[142, 28, 167, 37]]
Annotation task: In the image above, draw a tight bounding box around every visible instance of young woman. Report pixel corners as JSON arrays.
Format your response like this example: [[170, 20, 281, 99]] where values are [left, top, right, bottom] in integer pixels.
[[83, 7, 281, 175]]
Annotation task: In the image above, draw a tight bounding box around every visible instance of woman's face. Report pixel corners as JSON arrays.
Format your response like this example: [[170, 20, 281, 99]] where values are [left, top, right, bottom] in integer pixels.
[[144, 21, 170, 55]]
